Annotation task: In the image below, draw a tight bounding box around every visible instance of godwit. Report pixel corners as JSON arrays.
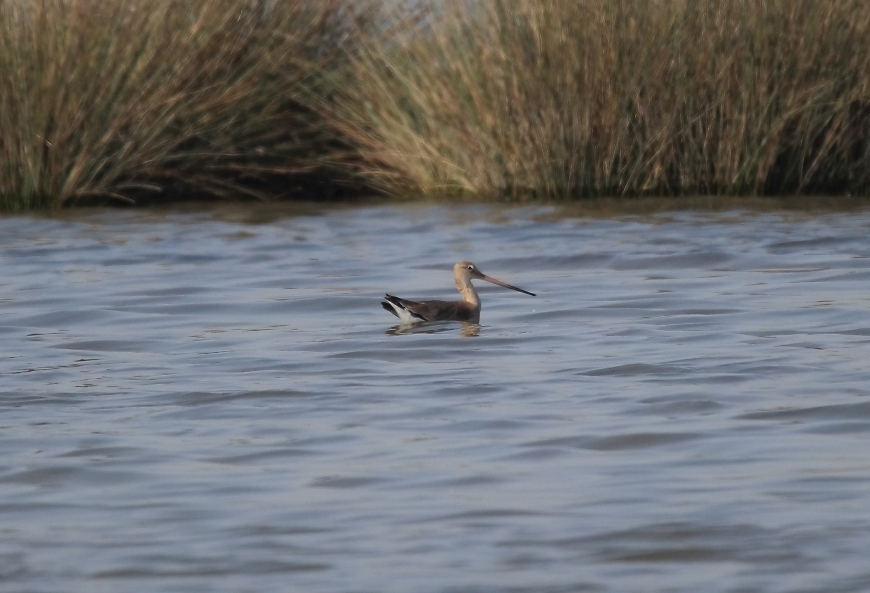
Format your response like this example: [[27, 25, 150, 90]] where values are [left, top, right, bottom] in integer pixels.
[[381, 261, 535, 324]]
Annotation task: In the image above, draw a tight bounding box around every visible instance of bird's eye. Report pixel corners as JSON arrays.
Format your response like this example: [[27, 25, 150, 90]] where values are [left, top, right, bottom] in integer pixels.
[[467, 265, 474, 270]]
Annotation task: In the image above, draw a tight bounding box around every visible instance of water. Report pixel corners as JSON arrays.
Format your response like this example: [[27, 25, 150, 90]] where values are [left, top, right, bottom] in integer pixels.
[[2, 203, 870, 593]]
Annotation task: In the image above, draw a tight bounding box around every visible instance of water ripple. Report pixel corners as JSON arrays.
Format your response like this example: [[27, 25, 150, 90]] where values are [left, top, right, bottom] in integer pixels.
[[2, 205, 870, 593]]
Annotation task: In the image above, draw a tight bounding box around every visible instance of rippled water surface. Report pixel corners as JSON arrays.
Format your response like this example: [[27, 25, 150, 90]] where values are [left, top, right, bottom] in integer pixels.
[[2, 203, 870, 593]]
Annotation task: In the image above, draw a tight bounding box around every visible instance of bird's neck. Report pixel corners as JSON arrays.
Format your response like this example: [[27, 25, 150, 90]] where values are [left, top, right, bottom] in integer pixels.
[[457, 280, 480, 309]]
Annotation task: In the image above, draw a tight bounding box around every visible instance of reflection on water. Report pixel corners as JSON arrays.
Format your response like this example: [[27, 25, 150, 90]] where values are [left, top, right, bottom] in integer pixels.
[[386, 321, 480, 337], [2, 202, 870, 593]]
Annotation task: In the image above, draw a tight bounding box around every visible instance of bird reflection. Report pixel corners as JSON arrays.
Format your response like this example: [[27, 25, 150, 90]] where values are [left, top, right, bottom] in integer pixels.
[[386, 321, 480, 338]]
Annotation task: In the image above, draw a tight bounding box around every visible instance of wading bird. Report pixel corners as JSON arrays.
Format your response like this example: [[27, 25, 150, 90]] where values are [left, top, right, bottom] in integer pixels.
[[381, 261, 535, 324]]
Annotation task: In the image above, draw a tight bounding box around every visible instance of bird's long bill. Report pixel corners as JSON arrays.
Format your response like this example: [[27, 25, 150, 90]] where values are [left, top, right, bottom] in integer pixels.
[[480, 274, 536, 296]]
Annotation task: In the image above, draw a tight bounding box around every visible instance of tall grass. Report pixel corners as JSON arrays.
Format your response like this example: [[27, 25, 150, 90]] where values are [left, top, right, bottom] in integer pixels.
[[0, 0, 373, 211], [3, 0, 870, 211], [331, 0, 870, 199]]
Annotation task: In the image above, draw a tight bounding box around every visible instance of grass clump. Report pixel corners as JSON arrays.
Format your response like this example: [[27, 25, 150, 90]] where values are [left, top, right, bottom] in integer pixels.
[[4, 0, 870, 211], [0, 0, 372, 211], [330, 0, 870, 200]]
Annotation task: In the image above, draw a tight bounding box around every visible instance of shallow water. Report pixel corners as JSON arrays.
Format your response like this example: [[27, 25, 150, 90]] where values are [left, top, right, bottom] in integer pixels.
[[2, 203, 870, 593]]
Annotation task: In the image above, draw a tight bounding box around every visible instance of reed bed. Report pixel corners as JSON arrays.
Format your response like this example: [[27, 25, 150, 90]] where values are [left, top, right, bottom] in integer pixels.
[[0, 0, 374, 211], [332, 0, 870, 199], [3, 0, 870, 211]]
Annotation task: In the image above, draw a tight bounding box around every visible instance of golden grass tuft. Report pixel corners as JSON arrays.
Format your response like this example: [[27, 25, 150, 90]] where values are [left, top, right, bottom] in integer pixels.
[[0, 0, 374, 211], [3, 0, 870, 211], [329, 0, 870, 199]]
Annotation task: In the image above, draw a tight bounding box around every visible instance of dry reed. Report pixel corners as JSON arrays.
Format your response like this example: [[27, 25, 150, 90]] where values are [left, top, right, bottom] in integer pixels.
[[329, 0, 870, 199], [0, 0, 373, 211], [3, 0, 870, 211]]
